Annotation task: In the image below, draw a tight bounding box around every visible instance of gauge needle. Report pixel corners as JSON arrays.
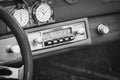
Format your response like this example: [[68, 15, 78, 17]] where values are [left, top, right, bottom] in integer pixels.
[[20, 11, 22, 22], [41, 9, 46, 15]]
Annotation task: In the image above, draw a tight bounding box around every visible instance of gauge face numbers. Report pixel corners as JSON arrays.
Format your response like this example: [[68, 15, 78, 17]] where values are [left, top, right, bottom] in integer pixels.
[[34, 3, 52, 23], [13, 9, 29, 27]]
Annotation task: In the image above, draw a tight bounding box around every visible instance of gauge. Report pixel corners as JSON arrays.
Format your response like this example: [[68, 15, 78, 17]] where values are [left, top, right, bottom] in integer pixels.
[[33, 3, 53, 23], [13, 9, 29, 27]]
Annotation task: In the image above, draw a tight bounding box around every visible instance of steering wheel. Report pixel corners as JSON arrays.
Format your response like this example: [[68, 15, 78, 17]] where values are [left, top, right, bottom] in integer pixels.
[[0, 6, 33, 80]]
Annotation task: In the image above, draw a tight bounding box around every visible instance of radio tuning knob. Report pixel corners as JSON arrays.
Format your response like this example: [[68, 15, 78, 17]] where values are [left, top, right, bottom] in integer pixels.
[[97, 24, 110, 34], [33, 37, 43, 44], [6, 45, 20, 54], [74, 28, 85, 36], [78, 28, 85, 35], [73, 31, 78, 36]]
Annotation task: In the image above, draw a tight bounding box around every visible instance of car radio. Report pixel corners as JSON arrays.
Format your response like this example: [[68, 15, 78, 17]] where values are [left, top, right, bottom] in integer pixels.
[[28, 18, 89, 51]]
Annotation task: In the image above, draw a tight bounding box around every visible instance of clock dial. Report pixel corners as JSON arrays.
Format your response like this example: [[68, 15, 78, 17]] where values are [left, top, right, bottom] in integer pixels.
[[34, 3, 52, 23]]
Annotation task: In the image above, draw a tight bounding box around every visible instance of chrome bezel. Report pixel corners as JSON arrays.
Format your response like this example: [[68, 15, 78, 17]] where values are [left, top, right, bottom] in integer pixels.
[[32, 2, 53, 24], [11, 6, 30, 28]]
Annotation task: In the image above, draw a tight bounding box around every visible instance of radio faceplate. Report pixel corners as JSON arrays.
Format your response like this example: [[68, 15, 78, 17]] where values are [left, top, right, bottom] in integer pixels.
[[28, 21, 88, 51]]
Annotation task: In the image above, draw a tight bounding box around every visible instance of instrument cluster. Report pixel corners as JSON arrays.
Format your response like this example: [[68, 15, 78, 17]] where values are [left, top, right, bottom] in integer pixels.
[[6, 0, 55, 28]]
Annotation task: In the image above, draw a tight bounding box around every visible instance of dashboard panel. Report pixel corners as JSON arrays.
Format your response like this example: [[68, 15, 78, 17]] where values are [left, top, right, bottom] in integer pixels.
[[0, 18, 91, 64], [0, 0, 120, 64], [0, 0, 120, 80]]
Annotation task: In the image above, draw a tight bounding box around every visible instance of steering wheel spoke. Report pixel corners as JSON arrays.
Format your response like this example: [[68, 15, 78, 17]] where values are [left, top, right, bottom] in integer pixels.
[[0, 66, 24, 80]]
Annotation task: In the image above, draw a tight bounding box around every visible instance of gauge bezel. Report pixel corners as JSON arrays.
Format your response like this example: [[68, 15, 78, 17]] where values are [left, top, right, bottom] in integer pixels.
[[65, 0, 79, 4], [32, 2, 53, 24], [11, 8, 30, 28]]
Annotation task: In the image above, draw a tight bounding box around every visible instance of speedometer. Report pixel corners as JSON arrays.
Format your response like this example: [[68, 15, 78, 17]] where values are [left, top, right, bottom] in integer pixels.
[[12, 9, 29, 27], [33, 3, 53, 23]]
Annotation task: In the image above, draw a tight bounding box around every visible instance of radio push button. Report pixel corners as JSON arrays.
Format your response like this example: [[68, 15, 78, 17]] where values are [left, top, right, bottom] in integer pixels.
[[69, 36, 74, 40], [44, 41, 53, 46], [64, 37, 69, 41], [53, 40, 58, 44], [48, 41, 53, 45], [59, 39, 64, 42], [64, 36, 74, 42]]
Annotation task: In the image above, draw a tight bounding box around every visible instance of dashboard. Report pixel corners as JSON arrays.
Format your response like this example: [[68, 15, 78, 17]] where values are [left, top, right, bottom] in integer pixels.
[[0, 0, 120, 80], [0, 0, 120, 64]]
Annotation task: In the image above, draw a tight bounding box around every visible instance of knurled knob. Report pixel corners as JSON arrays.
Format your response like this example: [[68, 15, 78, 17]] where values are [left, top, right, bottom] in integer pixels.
[[33, 37, 43, 44], [78, 28, 85, 35], [97, 24, 110, 34], [73, 28, 85, 36], [6, 45, 20, 54]]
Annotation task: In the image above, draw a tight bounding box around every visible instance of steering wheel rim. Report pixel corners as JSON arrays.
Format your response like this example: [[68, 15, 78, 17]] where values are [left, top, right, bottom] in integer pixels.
[[0, 6, 33, 80]]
